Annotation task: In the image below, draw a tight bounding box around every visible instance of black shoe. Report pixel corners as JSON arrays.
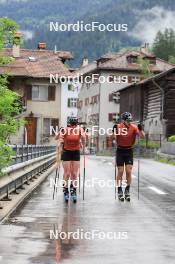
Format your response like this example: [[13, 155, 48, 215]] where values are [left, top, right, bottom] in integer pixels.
[[63, 188, 69, 202], [118, 187, 124, 202], [70, 188, 77, 203], [125, 187, 130, 202]]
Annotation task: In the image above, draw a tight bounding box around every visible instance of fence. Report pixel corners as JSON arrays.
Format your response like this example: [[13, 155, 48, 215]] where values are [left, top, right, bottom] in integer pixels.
[[9, 145, 56, 165], [135, 134, 162, 149]]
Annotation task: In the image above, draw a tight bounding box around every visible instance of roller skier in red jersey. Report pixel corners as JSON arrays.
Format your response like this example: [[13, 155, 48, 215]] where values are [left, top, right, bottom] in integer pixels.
[[58, 117, 86, 203], [113, 112, 145, 202]]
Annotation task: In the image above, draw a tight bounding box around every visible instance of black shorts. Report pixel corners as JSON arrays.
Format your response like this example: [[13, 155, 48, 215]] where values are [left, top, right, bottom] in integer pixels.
[[116, 148, 133, 167], [62, 150, 80, 161]]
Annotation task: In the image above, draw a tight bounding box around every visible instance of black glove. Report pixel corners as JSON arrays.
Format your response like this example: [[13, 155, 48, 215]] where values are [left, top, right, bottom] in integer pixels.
[[138, 123, 143, 131]]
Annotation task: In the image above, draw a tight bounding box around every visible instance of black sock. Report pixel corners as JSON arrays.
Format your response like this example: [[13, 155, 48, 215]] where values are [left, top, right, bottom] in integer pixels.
[[64, 187, 68, 193], [125, 185, 130, 192]]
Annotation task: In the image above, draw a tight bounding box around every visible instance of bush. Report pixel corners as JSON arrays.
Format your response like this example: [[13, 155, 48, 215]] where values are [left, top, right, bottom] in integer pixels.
[[168, 135, 175, 142]]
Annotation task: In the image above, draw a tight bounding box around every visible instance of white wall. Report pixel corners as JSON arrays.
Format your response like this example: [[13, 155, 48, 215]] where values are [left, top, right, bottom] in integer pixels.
[[60, 82, 80, 127]]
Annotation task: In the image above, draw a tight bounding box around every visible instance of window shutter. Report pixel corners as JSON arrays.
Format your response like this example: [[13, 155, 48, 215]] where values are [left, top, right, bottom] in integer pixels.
[[109, 93, 113, 102], [108, 113, 113, 121], [67, 98, 71, 107], [128, 76, 132, 83], [26, 84, 32, 100], [48, 86, 56, 101]]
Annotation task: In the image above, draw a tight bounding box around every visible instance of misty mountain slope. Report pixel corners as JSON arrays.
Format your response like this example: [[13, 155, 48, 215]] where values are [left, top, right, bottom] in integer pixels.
[[0, 0, 110, 29], [1, 0, 175, 66]]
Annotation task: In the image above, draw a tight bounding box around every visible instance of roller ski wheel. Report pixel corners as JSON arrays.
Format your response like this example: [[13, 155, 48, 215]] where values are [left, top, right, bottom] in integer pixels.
[[118, 194, 125, 202], [125, 193, 130, 202]]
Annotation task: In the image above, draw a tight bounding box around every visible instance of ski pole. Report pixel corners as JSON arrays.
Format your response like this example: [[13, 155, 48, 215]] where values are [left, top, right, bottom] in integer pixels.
[[53, 147, 61, 200], [79, 171, 81, 193], [137, 135, 141, 200], [83, 141, 86, 200], [53, 167, 58, 200], [56, 161, 61, 194], [114, 154, 117, 200]]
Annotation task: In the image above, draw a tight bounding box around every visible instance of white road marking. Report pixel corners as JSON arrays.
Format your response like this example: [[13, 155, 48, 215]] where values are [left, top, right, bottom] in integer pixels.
[[108, 162, 113, 165], [148, 186, 167, 195]]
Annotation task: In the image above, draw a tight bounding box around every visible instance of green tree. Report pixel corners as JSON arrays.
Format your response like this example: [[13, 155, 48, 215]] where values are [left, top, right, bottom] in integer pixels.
[[137, 57, 154, 79], [168, 55, 175, 65], [0, 18, 22, 175], [153, 28, 175, 61]]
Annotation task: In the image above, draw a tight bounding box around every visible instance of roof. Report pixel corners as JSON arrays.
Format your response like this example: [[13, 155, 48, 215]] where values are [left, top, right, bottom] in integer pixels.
[[118, 67, 175, 92], [77, 50, 173, 76], [0, 48, 73, 78]]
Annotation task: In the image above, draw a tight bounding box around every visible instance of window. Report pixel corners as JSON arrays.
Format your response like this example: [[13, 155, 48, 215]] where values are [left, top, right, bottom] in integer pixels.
[[108, 113, 117, 122], [67, 98, 78, 108], [43, 118, 50, 136], [127, 56, 138, 63], [85, 98, 89, 106], [132, 76, 141, 83], [77, 100, 83, 109], [32, 85, 48, 101], [109, 93, 113, 102], [90, 95, 99, 105], [68, 84, 75, 91], [43, 118, 59, 136]]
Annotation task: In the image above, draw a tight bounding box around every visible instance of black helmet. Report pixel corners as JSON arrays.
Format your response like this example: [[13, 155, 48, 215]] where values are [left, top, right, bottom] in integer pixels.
[[68, 116, 78, 125], [121, 112, 133, 121]]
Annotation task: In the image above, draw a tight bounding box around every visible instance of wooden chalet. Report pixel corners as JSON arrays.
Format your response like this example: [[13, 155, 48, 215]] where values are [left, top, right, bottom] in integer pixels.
[[119, 68, 175, 139]]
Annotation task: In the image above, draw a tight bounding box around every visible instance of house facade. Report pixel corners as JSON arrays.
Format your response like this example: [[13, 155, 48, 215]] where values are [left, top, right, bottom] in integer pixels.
[[77, 49, 173, 151], [119, 68, 175, 140], [0, 40, 76, 145]]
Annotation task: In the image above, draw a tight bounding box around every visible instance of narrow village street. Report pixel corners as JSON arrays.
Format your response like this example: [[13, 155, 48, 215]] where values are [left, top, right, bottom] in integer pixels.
[[0, 155, 175, 264]]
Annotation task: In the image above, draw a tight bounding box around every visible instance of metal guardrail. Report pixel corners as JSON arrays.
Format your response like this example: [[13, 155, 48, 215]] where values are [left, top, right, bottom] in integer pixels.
[[9, 145, 56, 165], [0, 155, 56, 204]]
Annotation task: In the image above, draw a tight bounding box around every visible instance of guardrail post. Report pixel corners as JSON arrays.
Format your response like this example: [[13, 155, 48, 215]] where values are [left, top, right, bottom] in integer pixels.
[[20, 177, 25, 190], [27, 145, 29, 161], [26, 173, 30, 185], [1, 185, 12, 201], [22, 145, 24, 162], [14, 181, 20, 194]]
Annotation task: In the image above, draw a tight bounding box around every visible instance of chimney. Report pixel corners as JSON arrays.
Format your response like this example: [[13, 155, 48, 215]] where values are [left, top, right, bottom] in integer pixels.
[[12, 32, 21, 58], [82, 57, 88, 67], [140, 43, 150, 54], [38, 42, 46, 50]]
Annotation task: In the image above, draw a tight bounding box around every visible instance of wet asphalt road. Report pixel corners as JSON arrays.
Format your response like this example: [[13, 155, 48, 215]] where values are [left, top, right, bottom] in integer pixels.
[[0, 155, 175, 264]]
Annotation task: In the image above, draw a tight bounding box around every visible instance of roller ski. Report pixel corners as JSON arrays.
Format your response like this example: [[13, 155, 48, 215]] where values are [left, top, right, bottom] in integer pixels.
[[125, 186, 130, 202], [63, 188, 69, 203], [118, 187, 125, 202], [70, 187, 77, 203]]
